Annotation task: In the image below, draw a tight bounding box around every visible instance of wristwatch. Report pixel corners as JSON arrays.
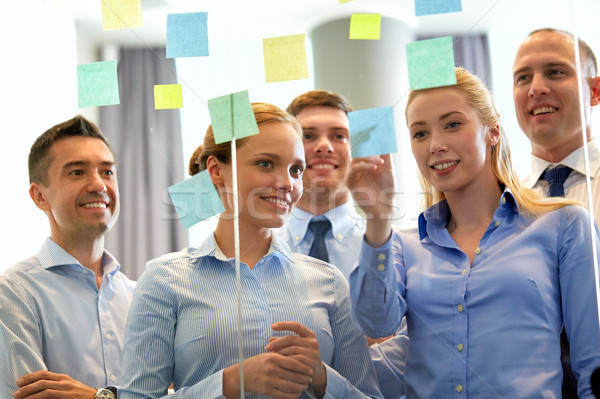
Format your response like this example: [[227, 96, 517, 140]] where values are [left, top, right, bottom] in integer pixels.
[[94, 386, 117, 399]]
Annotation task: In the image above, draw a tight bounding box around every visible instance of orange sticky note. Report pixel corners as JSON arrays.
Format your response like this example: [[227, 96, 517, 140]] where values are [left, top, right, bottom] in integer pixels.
[[154, 84, 183, 110], [101, 0, 143, 31], [263, 34, 309, 83], [349, 14, 381, 40]]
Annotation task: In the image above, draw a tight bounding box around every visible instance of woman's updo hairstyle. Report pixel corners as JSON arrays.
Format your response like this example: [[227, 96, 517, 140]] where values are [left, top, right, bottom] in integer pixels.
[[188, 102, 301, 176]]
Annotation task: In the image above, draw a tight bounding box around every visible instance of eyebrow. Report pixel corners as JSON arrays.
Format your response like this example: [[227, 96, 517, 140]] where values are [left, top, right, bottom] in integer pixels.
[[409, 111, 463, 129], [513, 62, 572, 76], [61, 160, 115, 170]]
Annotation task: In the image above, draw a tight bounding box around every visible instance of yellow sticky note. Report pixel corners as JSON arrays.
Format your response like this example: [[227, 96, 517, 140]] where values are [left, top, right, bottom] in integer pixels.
[[339, 0, 354, 3], [349, 14, 382, 40], [263, 34, 309, 83], [101, 0, 143, 31], [154, 84, 183, 109]]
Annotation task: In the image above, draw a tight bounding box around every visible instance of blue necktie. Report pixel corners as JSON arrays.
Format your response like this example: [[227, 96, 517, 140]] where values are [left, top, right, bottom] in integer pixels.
[[308, 219, 331, 262], [541, 165, 578, 397], [542, 166, 573, 197]]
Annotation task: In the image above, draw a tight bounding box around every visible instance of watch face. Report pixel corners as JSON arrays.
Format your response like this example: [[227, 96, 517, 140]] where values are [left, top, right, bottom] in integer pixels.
[[95, 388, 116, 399]]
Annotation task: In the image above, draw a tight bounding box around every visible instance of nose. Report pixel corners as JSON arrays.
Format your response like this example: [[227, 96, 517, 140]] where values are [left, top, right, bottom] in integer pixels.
[[277, 172, 294, 193], [528, 73, 550, 97], [429, 131, 447, 154], [313, 136, 334, 153], [87, 171, 108, 193]]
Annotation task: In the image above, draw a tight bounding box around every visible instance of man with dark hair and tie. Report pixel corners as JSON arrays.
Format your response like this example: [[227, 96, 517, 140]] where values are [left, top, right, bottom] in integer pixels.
[[513, 28, 600, 397], [279, 90, 407, 398]]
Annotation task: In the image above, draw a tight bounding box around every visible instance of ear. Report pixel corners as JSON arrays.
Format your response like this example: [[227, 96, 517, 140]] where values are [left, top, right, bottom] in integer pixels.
[[487, 124, 501, 147], [590, 76, 600, 107], [29, 183, 51, 212], [206, 155, 226, 187]]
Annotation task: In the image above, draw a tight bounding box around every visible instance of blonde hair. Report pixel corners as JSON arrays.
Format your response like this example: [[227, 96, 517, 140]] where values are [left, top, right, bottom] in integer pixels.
[[406, 67, 578, 215], [189, 102, 301, 175]]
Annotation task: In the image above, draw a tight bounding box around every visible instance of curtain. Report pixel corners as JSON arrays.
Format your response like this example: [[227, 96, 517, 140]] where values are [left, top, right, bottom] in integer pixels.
[[101, 47, 188, 279]]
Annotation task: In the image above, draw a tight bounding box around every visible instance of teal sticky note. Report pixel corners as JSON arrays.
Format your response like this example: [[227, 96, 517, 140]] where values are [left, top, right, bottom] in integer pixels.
[[349, 106, 397, 158], [77, 60, 120, 108], [207, 90, 259, 144], [415, 0, 462, 16], [168, 170, 225, 228], [166, 12, 209, 58], [406, 36, 456, 90]]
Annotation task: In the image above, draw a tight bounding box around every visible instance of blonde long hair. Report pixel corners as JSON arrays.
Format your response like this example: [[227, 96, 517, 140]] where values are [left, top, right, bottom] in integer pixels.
[[406, 67, 579, 215]]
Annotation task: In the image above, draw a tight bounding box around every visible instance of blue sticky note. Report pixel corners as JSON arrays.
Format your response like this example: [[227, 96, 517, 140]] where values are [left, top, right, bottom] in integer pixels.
[[207, 90, 259, 144], [348, 106, 397, 158], [406, 36, 456, 90], [168, 170, 225, 229], [415, 0, 462, 16], [166, 12, 209, 58], [77, 60, 120, 108]]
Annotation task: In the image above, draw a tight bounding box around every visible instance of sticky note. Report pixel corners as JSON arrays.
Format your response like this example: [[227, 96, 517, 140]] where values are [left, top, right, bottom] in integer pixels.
[[166, 12, 209, 58], [415, 0, 462, 16], [406, 36, 456, 90], [349, 14, 381, 40], [154, 84, 183, 109], [349, 106, 397, 158], [263, 34, 308, 83], [207, 90, 259, 144], [77, 60, 120, 108], [339, 0, 354, 3], [101, 0, 143, 30], [168, 170, 225, 228]]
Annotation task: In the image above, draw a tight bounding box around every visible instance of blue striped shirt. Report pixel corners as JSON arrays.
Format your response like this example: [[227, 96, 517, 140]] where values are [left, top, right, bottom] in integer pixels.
[[350, 190, 600, 398], [120, 233, 382, 398], [0, 237, 136, 393]]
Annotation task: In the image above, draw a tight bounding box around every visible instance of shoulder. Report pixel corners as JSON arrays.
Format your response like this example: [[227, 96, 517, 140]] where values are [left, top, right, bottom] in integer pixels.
[[291, 252, 345, 282]]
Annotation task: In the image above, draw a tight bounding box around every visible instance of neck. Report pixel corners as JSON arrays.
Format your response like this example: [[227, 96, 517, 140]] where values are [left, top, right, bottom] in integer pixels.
[[444, 180, 502, 232], [50, 233, 106, 282], [296, 186, 350, 216], [214, 216, 272, 269], [532, 133, 592, 163]]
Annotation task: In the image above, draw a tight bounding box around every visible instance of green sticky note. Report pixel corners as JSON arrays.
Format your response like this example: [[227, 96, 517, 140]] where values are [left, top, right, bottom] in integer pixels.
[[77, 60, 120, 108], [415, 0, 462, 16], [349, 14, 381, 40], [101, 0, 143, 31], [349, 106, 397, 157], [168, 170, 225, 228], [207, 90, 259, 144], [263, 34, 309, 83], [154, 84, 183, 109], [406, 36, 456, 90]]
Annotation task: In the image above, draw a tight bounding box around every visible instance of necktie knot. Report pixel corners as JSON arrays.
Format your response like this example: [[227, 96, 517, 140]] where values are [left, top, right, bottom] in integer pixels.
[[308, 219, 331, 262], [541, 166, 573, 197]]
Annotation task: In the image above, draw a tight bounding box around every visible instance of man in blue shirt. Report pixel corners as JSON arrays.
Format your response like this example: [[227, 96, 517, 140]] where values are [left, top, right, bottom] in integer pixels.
[[279, 90, 407, 398], [0, 115, 135, 399]]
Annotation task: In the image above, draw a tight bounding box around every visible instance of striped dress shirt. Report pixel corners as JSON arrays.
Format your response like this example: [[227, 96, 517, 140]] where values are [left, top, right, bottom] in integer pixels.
[[0, 237, 136, 393], [119, 233, 382, 399]]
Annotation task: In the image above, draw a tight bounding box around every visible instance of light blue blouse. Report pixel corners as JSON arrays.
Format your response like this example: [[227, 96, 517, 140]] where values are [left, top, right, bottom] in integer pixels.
[[120, 233, 382, 398], [350, 190, 600, 398]]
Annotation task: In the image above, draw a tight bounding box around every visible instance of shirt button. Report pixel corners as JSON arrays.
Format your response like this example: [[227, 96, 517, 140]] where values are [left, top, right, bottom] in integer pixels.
[[337, 234, 342, 240], [457, 343, 464, 351], [456, 385, 463, 393], [502, 197, 506, 205], [457, 304, 464, 312], [377, 264, 386, 271], [105, 333, 111, 339], [494, 221, 501, 227], [378, 253, 386, 261], [111, 375, 117, 381], [474, 247, 481, 255], [461, 269, 467, 276], [295, 236, 300, 241]]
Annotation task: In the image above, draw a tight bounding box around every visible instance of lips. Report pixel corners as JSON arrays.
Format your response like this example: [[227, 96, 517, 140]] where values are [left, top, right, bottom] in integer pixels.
[[261, 196, 290, 208], [81, 202, 108, 208], [307, 159, 337, 170], [431, 160, 459, 170], [530, 106, 558, 116]]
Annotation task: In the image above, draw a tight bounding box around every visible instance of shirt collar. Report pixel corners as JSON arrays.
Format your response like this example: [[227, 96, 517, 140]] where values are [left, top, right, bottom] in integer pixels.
[[286, 201, 363, 247], [418, 188, 519, 240], [525, 137, 600, 188], [38, 237, 121, 276], [191, 232, 295, 265]]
